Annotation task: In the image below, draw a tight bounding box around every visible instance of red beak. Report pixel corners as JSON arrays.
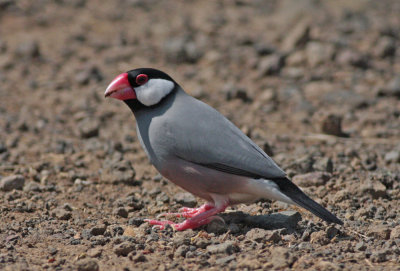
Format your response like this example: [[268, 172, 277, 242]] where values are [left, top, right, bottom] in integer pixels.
[[105, 72, 136, 100]]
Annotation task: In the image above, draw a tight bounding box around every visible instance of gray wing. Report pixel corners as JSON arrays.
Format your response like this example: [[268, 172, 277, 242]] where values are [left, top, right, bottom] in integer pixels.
[[164, 91, 286, 179]]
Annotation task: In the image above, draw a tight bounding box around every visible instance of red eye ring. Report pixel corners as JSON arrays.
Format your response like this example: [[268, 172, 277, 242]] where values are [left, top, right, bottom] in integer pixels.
[[136, 74, 148, 85]]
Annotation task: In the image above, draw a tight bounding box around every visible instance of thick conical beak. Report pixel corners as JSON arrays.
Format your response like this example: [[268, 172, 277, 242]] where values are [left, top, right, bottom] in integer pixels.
[[105, 73, 136, 100]]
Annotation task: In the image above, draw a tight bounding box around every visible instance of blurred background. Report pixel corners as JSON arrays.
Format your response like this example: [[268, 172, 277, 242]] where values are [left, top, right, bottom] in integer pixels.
[[0, 0, 399, 270]]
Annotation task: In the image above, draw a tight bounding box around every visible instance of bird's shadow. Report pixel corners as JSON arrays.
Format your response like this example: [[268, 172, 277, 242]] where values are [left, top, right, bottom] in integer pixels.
[[212, 211, 302, 235]]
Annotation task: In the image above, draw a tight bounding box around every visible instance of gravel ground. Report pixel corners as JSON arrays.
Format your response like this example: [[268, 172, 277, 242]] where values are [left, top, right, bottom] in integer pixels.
[[1, 0, 400, 270]]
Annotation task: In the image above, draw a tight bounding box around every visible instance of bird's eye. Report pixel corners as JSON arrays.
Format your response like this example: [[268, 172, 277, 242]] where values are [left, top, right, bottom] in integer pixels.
[[136, 74, 148, 85]]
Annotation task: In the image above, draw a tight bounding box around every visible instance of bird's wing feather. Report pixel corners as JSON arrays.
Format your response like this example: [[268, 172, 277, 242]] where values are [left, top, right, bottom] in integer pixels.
[[165, 92, 286, 179]]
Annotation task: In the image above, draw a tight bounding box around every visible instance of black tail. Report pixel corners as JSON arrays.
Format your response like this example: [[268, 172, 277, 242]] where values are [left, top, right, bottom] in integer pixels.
[[273, 177, 343, 225]]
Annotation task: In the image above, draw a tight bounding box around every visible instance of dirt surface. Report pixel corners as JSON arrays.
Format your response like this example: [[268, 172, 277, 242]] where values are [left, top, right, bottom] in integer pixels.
[[1, 0, 400, 270]]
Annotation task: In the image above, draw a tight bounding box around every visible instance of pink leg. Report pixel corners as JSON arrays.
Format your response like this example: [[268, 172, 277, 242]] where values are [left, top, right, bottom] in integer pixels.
[[156, 203, 214, 218], [145, 202, 228, 231]]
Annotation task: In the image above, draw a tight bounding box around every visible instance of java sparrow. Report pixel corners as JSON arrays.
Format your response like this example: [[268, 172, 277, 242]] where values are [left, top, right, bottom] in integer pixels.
[[105, 68, 343, 230]]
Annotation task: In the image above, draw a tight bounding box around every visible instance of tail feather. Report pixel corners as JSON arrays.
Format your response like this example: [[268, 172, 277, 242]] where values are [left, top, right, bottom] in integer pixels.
[[273, 177, 343, 225]]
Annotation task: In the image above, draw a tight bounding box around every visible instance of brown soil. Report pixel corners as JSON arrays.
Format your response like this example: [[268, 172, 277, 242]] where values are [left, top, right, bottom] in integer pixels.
[[1, 0, 400, 270]]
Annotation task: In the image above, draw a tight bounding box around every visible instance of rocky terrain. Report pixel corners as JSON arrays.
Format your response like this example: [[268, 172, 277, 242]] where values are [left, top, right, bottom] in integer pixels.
[[1, 0, 400, 270]]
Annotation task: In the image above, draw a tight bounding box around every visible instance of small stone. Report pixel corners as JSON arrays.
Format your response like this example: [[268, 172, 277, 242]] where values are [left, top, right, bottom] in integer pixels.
[[355, 241, 367, 251], [360, 180, 387, 199], [378, 76, 400, 98], [206, 218, 228, 234], [310, 230, 330, 245], [75, 65, 103, 85], [78, 118, 99, 139], [315, 261, 340, 271], [164, 36, 203, 63], [215, 255, 236, 265], [23, 181, 42, 192], [206, 241, 239, 254], [374, 36, 396, 58], [90, 224, 107, 236], [113, 207, 128, 218], [321, 114, 345, 137], [368, 225, 391, 240], [131, 253, 147, 263], [258, 54, 285, 75], [87, 247, 103, 258], [52, 208, 72, 220], [326, 226, 339, 239], [245, 228, 281, 243], [305, 42, 335, 67], [174, 245, 189, 258], [270, 247, 297, 269], [0, 175, 25, 191], [15, 40, 40, 58], [114, 242, 135, 256], [281, 20, 310, 52], [292, 172, 332, 187], [385, 151, 400, 163], [313, 157, 333, 173], [223, 84, 251, 102], [390, 225, 400, 239], [128, 217, 144, 227], [76, 259, 99, 271], [336, 49, 368, 69], [370, 250, 388, 263], [173, 192, 197, 208]]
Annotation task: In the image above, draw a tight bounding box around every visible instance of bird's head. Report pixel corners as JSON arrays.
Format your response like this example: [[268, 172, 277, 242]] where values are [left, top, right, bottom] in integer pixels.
[[105, 68, 176, 106]]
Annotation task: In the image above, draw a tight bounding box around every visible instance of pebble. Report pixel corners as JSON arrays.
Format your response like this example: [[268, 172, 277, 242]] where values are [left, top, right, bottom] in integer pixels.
[[52, 208, 72, 220], [373, 36, 396, 58], [258, 54, 285, 75], [292, 172, 332, 187], [206, 218, 228, 234], [215, 255, 236, 265], [378, 76, 400, 98], [367, 225, 391, 240], [270, 247, 297, 269], [390, 225, 400, 239], [0, 175, 25, 191], [173, 192, 197, 208], [76, 259, 99, 271], [90, 224, 107, 236], [223, 84, 251, 102], [113, 242, 135, 256], [336, 49, 368, 69], [78, 118, 99, 139], [384, 150, 400, 163], [305, 42, 335, 67], [15, 40, 40, 59], [245, 228, 281, 243], [23, 181, 42, 192], [355, 241, 367, 251], [206, 241, 239, 254], [360, 180, 386, 199], [75, 65, 103, 85], [281, 19, 310, 52], [370, 250, 388, 263], [174, 245, 189, 258], [163, 36, 203, 63], [131, 253, 147, 263], [310, 231, 330, 245], [320, 114, 345, 137], [113, 207, 129, 218]]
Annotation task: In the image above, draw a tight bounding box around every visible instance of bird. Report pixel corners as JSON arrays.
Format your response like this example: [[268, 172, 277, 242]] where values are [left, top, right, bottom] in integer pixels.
[[104, 68, 343, 230]]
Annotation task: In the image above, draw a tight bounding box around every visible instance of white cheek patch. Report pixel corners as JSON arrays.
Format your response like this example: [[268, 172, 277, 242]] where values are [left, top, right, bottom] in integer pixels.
[[135, 78, 175, 106]]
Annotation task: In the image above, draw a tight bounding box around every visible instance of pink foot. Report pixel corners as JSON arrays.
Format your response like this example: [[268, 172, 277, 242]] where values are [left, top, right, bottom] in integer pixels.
[[157, 203, 214, 219], [145, 203, 228, 231]]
